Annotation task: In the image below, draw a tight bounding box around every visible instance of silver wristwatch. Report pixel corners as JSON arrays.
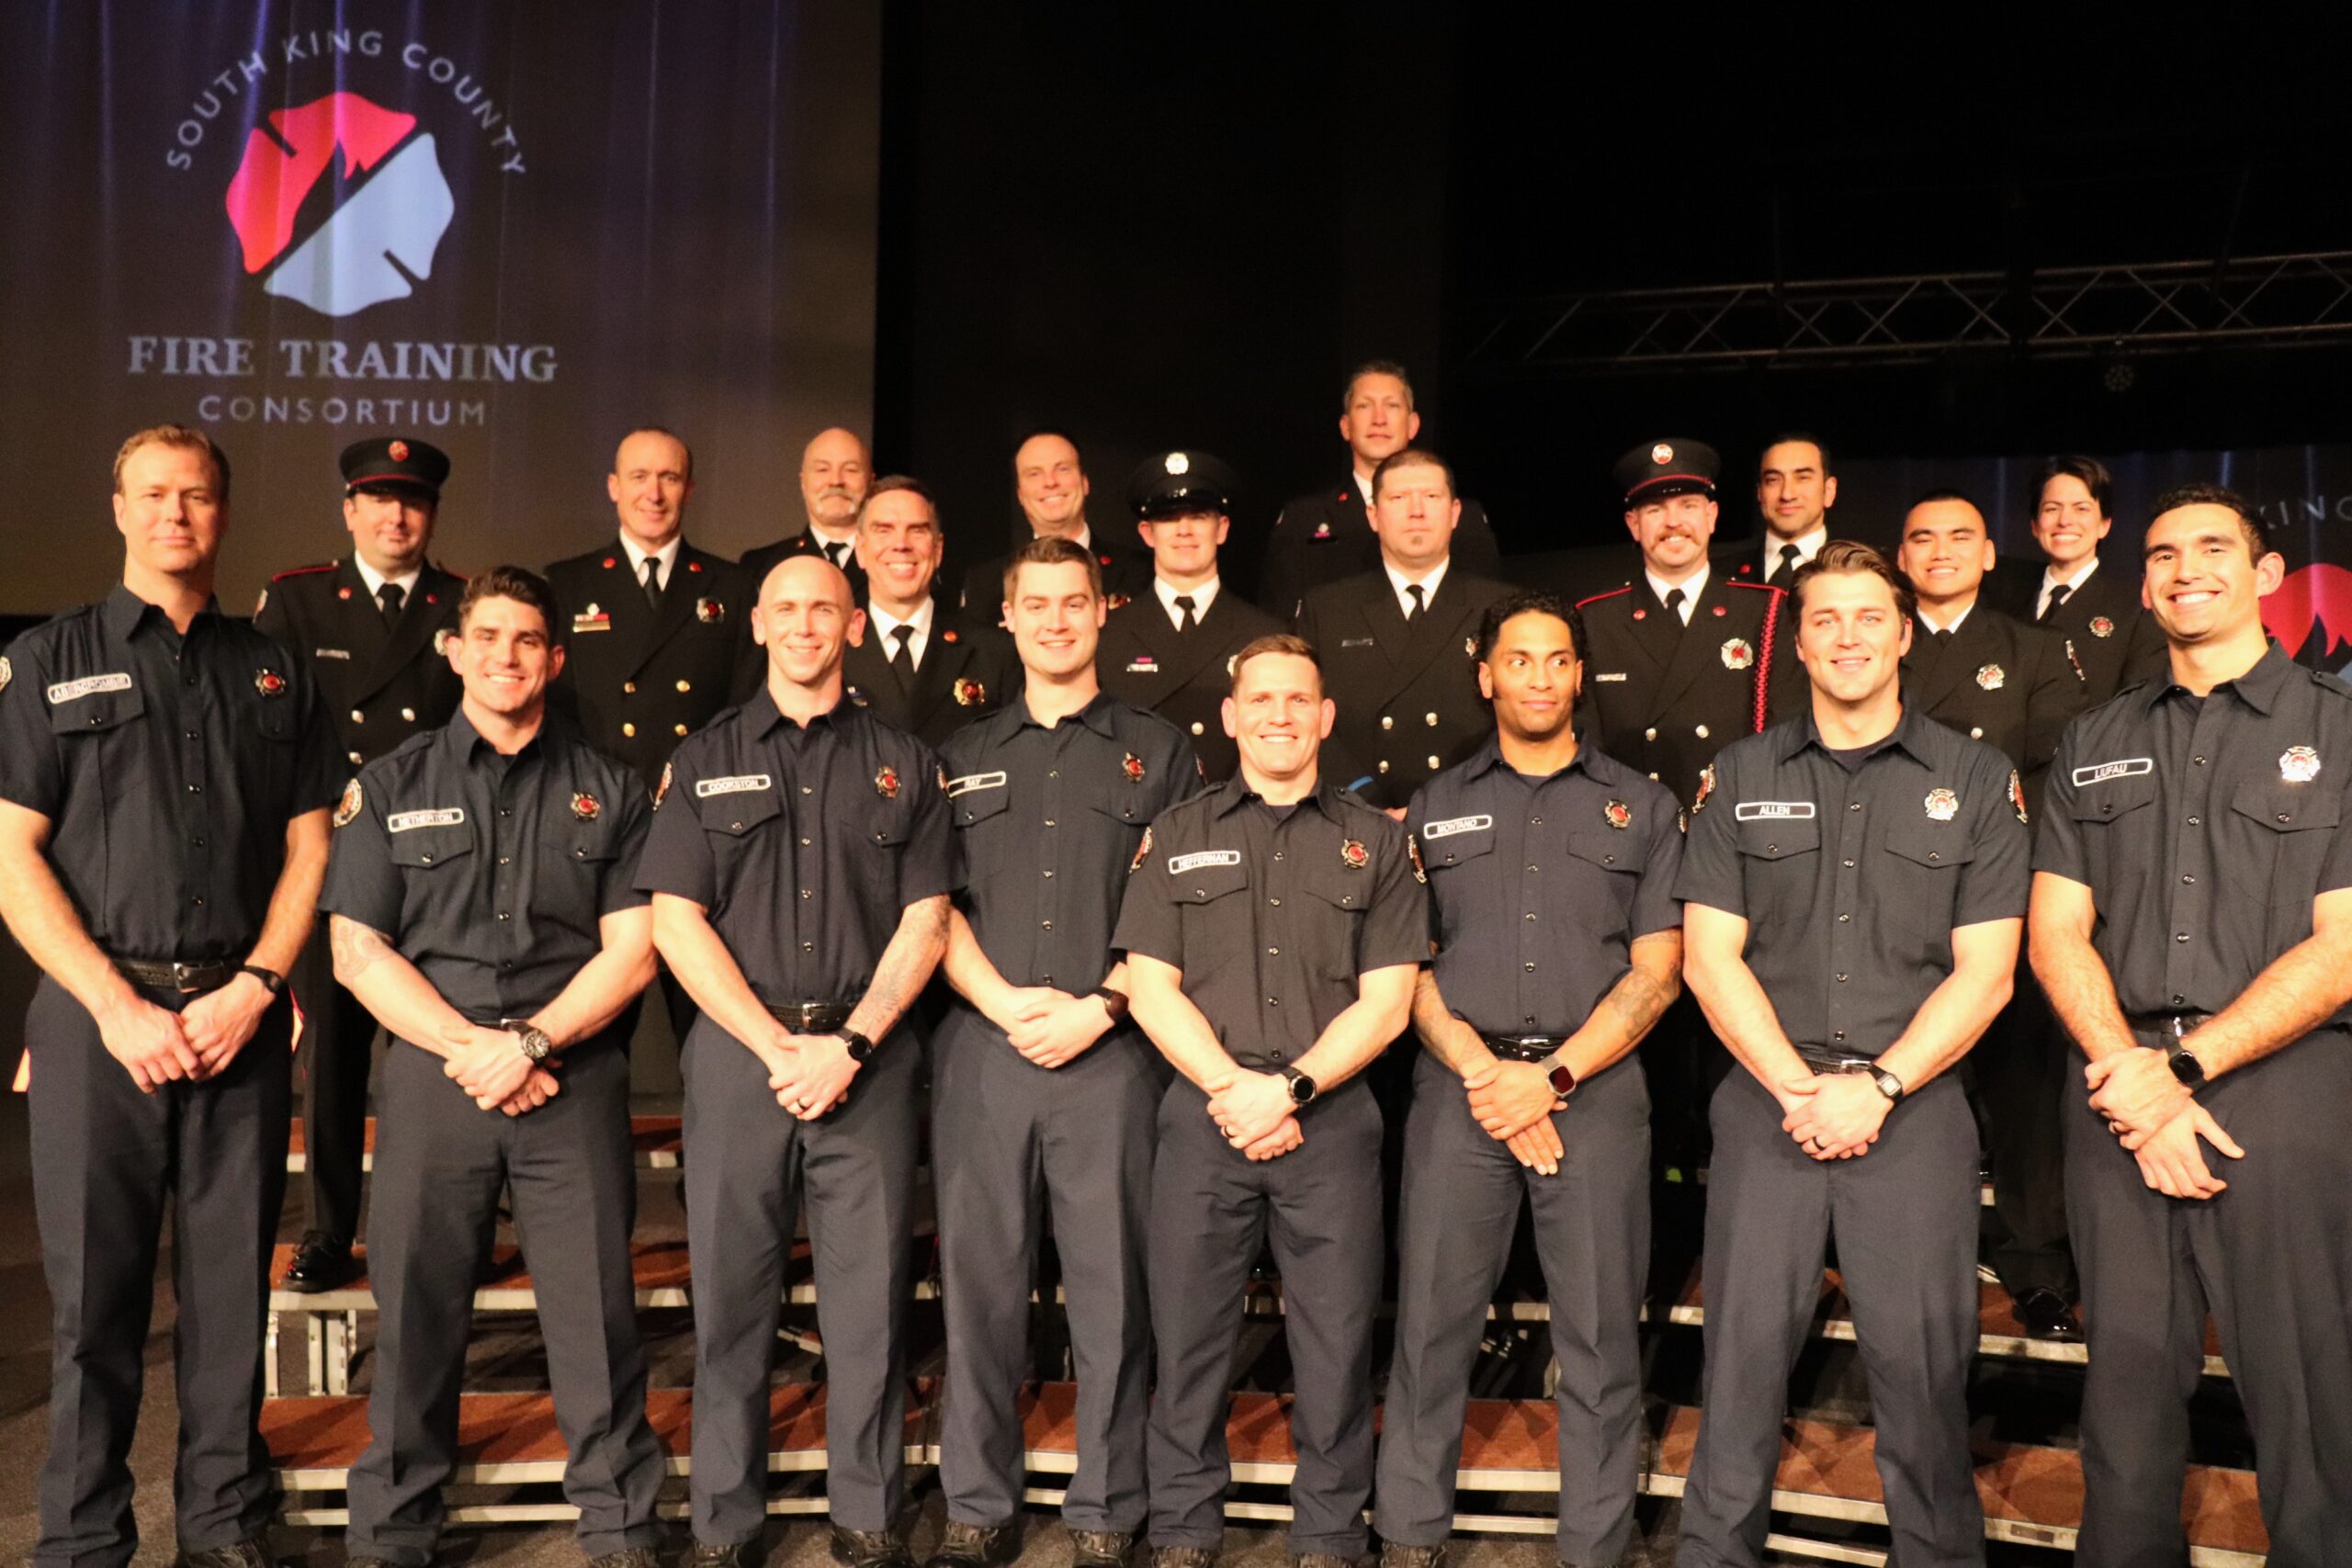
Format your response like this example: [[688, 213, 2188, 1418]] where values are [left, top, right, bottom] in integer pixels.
[[512, 1024, 555, 1063]]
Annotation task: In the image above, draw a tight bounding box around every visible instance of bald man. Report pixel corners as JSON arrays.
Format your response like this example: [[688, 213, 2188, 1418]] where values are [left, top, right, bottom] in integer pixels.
[[741, 427, 874, 598]]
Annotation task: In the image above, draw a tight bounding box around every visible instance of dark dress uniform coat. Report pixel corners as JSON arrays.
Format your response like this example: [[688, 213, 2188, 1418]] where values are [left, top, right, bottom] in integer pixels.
[[1899, 603, 2086, 815], [740, 527, 865, 603], [254, 558, 466, 768], [957, 532, 1155, 625], [840, 600, 1019, 750], [1295, 568, 1507, 811], [543, 541, 763, 791], [1999, 559, 2168, 706], [1258, 479, 1503, 621], [1097, 586, 1282, 783]]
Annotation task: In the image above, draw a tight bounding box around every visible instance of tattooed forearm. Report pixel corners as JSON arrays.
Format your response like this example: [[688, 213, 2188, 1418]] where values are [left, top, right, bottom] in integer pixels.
[[1411, 968, 1494, 1077], [329, 915, 394, 984], [846, 894, 950, 1044], [1602, 968, 1674, 1036]]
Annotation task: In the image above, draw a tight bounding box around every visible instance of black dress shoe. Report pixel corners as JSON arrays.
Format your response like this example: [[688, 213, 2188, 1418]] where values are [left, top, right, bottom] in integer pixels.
[[1380, 1546, 1448, 1568], [587, 1551, 662, 1568], [279, 1232, 357, 1293], [831, 1527, 915, 1568], [1069, 1531, 1136, 1568], [1148, 1551, 1216, 1568], [181, 1540, 279, 1568], [688, 1541, 763, 1568], [2015, 1286, 2085, 1343], [924, 1522, 1020, 1568]]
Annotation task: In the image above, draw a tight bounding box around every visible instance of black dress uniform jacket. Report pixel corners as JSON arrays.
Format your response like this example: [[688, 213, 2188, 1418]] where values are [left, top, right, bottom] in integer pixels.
[[1900, 603, 2086, 812], [633, 690, 954, 1004], [1259, 480, 1504, 621], [1999, 559, 2168, 706], [1574, 572, 1800, 812], [1113, 775, 1428, 1066], [543, 541, 763, 790], [957, 533, 1155, 624], [1295, 568, 1507, 811], [841, 599, 1019, 750], [0, 587, 345, 957], [740, 527, 865, 603], [1097, 586, 1282, 784], [254, 558, 465, 767]]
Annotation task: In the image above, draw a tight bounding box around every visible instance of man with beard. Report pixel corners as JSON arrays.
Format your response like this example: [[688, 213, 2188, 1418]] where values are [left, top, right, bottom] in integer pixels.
[[840, 477, 1016, 747], [741, 425, 874, 596], [1719, 434, 1838, 588], [959, 431, 1153, 621]]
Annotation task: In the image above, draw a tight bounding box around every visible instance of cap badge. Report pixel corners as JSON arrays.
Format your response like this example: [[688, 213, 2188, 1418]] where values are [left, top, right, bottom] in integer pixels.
[[1165, 452, 1190, 475], [254, 669, 287, 697], [1721, 637, 1754, 671], [388, 439, 410, 461], [334, 779, 363, 829], [1651, 443, 1674, 465], [1123, 751, 1147, 783], [1340, 838, 1369, 870], [1925, 787, 1960, 822], [1603, 799, 1632, 830], [571, 791, 601, 821], [2089, 615, 2115, 637], [695, 596, 724, 624], [875, 764, 901, 799], [953, 678, 987, 707], [1976, 663, 2005, 691], [2281, 745, 2322, 783]]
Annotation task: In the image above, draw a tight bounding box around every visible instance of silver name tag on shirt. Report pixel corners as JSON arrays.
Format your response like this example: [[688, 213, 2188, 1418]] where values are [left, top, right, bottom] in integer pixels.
[[45, 672, 132, 704], [314, 648, 352, 660], [945, 772, 1007, 797], [1592, 671, 1628, 682], [1421, 814, 1494, 840], [1734, 801, 1816, 820], [388, 807, 466, 831], [695, 774, 772, 798], [1168, 850, 1242, 873], [2071, 758, 2153, 786]]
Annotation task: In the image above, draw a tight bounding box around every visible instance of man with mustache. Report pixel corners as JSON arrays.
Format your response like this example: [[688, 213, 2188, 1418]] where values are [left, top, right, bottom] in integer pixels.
[[742, 426, 874, 599]]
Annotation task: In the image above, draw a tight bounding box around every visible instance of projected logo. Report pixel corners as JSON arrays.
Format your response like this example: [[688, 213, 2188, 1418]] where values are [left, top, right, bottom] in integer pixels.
[[223, 92, 453, 318], [2261, 563, 2352, 669]]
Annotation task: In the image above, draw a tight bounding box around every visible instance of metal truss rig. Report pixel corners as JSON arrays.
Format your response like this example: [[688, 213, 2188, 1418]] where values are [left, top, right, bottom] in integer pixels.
[[1459, 252, 2352, 374]]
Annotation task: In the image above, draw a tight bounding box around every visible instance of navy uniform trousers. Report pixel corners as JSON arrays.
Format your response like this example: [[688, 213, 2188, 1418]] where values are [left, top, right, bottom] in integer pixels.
[[345, 1033, 662, 1565], [287, 940, 379, 1244], [933, 1005, 1159, 1533], [2067, 1026, 2352, 1566], [1147, 1077, 1385, 1559], [684, 1014, 921, 1544], [28, 976, 292, 1568], [1678, 1071, 1984, 1568], [1376, 1052, 1651, 1568]]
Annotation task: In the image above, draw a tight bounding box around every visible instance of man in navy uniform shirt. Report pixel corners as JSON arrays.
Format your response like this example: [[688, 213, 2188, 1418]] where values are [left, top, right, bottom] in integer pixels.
[[322, 565, 665, 1568], [640, 554, 954, 1568], [0, 424, 341, 1568]]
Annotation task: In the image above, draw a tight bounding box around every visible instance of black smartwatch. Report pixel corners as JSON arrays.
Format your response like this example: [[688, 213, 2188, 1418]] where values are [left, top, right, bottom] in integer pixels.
[[1868, 1065, 1906, 1104], [1091, 986, 1131, 1024], [239, 964, 285, 998], [1278, 1064, 1318, 1106], [2165, 1041, 2207, 1090], [838, 1029, 876, 1063]]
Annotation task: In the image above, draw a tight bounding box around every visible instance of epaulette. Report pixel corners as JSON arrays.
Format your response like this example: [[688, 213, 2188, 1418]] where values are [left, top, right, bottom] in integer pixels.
[[1724, 579, 1786, 594], [2310, 667, 2352, 698], [271, 561, 340, 581], [1575, 584, 1634, 609]]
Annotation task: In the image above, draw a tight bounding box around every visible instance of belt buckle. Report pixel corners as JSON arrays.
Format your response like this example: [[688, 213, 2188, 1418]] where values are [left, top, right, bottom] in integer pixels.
[[171, 961, 202, 993]]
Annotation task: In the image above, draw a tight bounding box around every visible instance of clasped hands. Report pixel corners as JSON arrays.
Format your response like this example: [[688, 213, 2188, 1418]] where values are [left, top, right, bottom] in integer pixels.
[[1203, 1068, 1303, 1161], [2084, 1045, 2244, 1201], [1779, 1071, 1891, 1161], [439, 1022, 560, 1115]]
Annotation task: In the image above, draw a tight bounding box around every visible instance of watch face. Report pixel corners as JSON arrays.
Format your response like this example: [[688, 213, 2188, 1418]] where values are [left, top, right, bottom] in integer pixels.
[[1288, 1072, 1317, 1104]]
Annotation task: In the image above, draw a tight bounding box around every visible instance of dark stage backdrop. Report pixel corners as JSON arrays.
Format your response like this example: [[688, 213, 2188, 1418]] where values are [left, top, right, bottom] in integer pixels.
[[0, 0, 878, 617]]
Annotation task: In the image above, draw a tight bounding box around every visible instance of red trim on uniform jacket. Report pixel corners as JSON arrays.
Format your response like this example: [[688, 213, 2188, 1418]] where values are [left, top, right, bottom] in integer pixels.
[[271, 562, 338, 581], [1729, 580, 1782, 733], [1575, 584, 1634, 609]]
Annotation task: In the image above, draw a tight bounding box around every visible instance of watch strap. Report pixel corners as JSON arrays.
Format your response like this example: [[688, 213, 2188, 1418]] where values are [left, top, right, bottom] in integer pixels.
[[1869, 1066, 1905, 1103], [239, 964, 285, 997], [1091, 986, 1130, 1024], [1545, 1056, 1577, 1098], [839, 1029, 876, 1063]]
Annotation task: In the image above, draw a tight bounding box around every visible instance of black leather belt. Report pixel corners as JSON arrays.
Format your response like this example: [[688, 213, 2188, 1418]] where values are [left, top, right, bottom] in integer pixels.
[[1483, 1033, 1569, 1063], [765, 1000, 854, 1033], [2125, 1011, 2214, 1039], [1795, 1047, 1883, 1075], [113, 957, 238, 995]]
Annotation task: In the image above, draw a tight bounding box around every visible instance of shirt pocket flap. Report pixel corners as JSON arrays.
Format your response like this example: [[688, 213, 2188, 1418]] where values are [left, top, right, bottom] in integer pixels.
[[1735, 818, 1821, 860], [2067, 772, 2156, 822], [1090, 792, 1151, 829], [47, 685, 145, 734], [1567, 827, 1647, 874], [1419, 816, 1497, 869], [696, 790, 785, 837], [2231, 781, 2342, 834], [1301, 875, 1374, 914], [1169, 858, 1251, 905], [947, 772, 1012, 827], [1882, 824, 1977, 870], [388, 824, 476, 869]]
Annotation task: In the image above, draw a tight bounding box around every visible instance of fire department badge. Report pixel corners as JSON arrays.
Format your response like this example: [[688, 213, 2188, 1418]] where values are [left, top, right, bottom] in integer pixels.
[[942, 627, 959, 644], [2281, 746, 2322, 783], [695, 597, 724, 624], [1651, 443, 1674, 464], [1693, 763, 1717, 813], [1165, 451, 1190, 475], [1976, 663, 2005, 691], [1464, 637, 1477, 655], [2088, 615, 2115, 638], [953, 678, 987, 707], [1604, 799, 1633, 830], [653, 761, 673, 808], [254, 669, 287, 697], [433, 629, 455, 658], [1340, 838, 1369, 870], [571, 792, 600, 822], [1721, 637, 1754, 671], [2009, 770, 2029, 825], [333, 779, 363, 829], [1408, 837, 1427, 883], [388, 439, 411, 461], [1130, 825, 1153, 873], [1123, 751, 1147, 783], [876, 764, 901, 799], [1925, 787, 1960, 822]]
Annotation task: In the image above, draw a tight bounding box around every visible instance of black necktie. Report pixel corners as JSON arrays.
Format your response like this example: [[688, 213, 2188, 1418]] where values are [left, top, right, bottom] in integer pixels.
[[1933, 627, 1954, 649], [377, 581, 405, 627], [641, 558, 663, 610], [2041, 582, 2072, 624], [887, 624, 915, 690], [1405, 582, 1426, 622], [1665, 587, 1687, 625], [1770, 543, 1801, 585], [1173, 594, 1197, 634], [823, 539, 848, 570]]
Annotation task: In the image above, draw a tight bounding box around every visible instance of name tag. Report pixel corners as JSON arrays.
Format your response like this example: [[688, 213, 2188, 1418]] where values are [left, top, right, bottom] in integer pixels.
[[388, 807, 466, 832], [45, 672, 131, 705], [2071, 757, 2153, 786], [1124, 660, 1159, 674], [945, 771, 1007, 797], [1733, 801, 1816, 820], [1168, 850, 1241, 874], [1592, 671, 1628, 682], [314, 648, 352, 660], [695, 773, 772, 798], [1340, 636, 1375, 649], [571, 615, 612, 633], [1421, 814, 1493, 840]]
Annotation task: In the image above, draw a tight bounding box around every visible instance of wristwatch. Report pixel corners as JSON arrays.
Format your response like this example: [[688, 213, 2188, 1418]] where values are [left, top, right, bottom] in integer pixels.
[[1277, 1064, 1318, 1106], [838, 1029, 876, 1063], [512, 1024, 554, 1063], [1091, 986, 1131, 1024], [239, 964, 285, 997], [2165, 1040, 2207, 1090], [1868, 1065, 1906, 1104], [1545, 1056, 1578, 1099]]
